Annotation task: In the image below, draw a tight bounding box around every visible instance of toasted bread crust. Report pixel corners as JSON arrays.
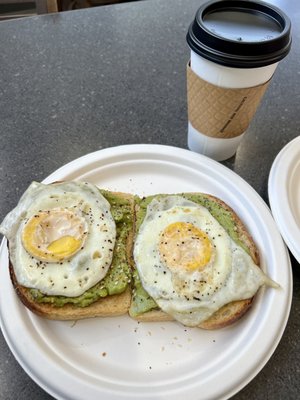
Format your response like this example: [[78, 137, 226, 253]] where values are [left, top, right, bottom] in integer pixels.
[[8, 188, 134, 320], [132, 299, 253, 329], [9, 261, 131, 320], [131, 193, 260, 329]]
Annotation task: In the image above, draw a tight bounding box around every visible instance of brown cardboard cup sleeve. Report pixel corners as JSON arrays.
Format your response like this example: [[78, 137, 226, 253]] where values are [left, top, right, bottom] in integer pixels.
[[187, 63, 271, 139]]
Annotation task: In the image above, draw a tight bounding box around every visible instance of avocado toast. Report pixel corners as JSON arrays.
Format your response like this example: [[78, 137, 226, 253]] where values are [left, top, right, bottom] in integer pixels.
[[1, 182, 134, 320], [129, 192, 276, 329]]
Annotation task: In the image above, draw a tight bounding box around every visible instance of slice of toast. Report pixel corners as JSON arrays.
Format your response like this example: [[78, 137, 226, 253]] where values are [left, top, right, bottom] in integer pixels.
[[7, 189, 135, 320], [129, 193, 259, 329]]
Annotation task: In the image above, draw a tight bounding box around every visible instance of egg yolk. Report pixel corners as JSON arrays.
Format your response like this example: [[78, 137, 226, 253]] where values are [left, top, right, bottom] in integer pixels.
[[159, 222, 212, 272], [22, 208, 88, 262]]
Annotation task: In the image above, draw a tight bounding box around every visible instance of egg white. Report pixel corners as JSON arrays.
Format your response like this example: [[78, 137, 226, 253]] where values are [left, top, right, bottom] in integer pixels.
[[134, 196, 277, 327], [0, 181, 116, 297]]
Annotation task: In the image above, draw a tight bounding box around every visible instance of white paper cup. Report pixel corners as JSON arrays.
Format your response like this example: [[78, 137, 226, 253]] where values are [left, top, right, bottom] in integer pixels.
[[188, 51, 278, 161], [186, 0, 291, 161]]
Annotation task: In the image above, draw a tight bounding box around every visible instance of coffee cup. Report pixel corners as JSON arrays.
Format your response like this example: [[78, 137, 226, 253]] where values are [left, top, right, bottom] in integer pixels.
[[186, 0, 292, 161]]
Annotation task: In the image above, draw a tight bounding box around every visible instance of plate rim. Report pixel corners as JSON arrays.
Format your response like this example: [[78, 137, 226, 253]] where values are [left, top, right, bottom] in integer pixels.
[[268, 136, 300, 263]]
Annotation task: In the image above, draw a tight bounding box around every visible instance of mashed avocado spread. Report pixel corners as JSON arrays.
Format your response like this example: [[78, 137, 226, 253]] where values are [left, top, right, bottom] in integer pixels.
[[30, 190, 132, 307], [129, 193, 250, 317]]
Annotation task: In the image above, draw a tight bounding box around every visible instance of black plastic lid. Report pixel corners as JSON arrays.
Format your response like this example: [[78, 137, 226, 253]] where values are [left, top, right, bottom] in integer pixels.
[[186, 0, 292, 68]]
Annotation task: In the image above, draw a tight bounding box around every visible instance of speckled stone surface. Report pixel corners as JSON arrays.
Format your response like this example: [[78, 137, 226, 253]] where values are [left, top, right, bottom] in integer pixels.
[[0, 0, 299, 399]]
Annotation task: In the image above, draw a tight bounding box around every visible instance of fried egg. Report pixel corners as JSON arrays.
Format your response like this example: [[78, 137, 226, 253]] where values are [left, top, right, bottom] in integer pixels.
[[134, 196, 278, 327], [0, 181, 116, 297]]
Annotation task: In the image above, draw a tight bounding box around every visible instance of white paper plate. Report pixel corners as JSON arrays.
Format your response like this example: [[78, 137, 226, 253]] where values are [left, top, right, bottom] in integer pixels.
[[0, 145, 292, 400], [269, 136, 300, 263]]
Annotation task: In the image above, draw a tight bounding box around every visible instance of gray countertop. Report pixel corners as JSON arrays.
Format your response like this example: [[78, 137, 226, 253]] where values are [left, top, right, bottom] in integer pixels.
[[0, 0, 299, 399]]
